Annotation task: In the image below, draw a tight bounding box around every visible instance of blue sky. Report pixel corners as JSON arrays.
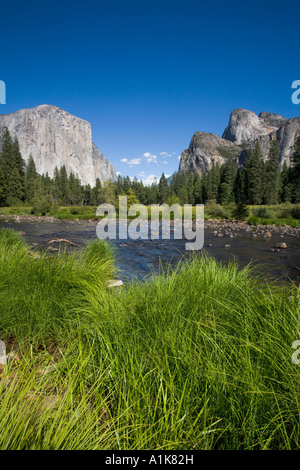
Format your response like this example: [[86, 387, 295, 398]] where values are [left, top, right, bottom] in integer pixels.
[[0, 0, 299, 185]]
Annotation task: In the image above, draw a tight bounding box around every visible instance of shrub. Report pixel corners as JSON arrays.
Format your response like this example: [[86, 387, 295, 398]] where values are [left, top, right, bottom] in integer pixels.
[[6, 196, 23, 206], [253, 207, 275, 218], [232, 201, 249, 220], [292, 207, 300, 219], [205, 200, 230, 219], [247, 215, 260, 226], [30, 196, 57, 216]]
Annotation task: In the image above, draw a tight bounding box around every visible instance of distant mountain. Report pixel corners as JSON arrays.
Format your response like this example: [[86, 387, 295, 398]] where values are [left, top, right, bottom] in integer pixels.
[[0, 104, 117, 186], [178, 108, 300, 175]]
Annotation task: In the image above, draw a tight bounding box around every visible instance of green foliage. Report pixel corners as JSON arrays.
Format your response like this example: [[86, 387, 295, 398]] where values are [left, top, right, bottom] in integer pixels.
[[247, 215, 260, 226], [1, 231, 300, 449], [291, 135, 300, 203], [244, 142, 265, 205], [205, 200, 230, 218], [292, 206, 300, 219], [30, 195, 57, 216], [253, 207, 276, 218], [232, 200, 249, 220], [264, 140, 281, 204]]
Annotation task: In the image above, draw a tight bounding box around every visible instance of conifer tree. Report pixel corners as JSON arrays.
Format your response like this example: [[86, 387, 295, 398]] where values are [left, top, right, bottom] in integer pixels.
[[245, 142, 264, 205], [264, 140, 281, 204], [158, 173, 169, 203], [9, 168, 24, 201], [291, 135, 300, 203], [280, 162, 292, 202], [25, 155, 38, 200], [0, 166, 7, 206], [193, 172, 202, 204], [59, 165, 70, 204]]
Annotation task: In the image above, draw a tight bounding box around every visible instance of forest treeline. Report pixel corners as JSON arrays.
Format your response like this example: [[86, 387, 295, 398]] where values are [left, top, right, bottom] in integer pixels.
[[0, 127, 300, 208]]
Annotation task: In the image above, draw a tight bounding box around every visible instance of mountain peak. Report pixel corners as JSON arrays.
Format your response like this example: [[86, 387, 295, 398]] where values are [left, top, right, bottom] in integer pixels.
[[0, 105, 116, 186]]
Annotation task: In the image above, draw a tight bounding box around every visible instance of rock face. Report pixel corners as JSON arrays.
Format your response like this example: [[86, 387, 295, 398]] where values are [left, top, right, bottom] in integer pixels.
[[179, 132, 242, 176], [179, 108, 300, 175], [222, 109, 288, 145], [0, 104, 117, 186]]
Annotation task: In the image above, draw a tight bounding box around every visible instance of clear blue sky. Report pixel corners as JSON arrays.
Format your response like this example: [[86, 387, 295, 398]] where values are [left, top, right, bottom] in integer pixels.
[[1, 0, 299, 184]]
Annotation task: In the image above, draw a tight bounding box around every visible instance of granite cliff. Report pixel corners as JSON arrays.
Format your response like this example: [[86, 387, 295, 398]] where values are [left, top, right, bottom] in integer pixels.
[[179, 108, 300, 175], [0, 104, 117, 186]]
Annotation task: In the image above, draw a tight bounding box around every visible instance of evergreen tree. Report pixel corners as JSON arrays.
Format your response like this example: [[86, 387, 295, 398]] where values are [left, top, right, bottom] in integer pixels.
[[193, 172, 202, 204], [25, 155, 38, 200], [158, 173, 169, 203], [9, 168, 24, 202], [0, 128, 14, 177], [53, 167, 61, 202], [219, 160, 237, 203], [0, 166, 7, 205], [291, 135, 300, 203], [280, 162, 292, 202], [244, 142, 264, 205], [264, 140, 281, 204], [59, 165, 70, 204]]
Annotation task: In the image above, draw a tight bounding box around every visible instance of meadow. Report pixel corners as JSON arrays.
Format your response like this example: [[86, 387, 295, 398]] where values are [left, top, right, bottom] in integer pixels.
[[0, 228, 299, 449], [1, 202, 300, 227]]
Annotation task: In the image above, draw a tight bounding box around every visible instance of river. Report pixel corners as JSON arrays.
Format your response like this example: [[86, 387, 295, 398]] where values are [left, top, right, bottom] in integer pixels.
[[0, 218, 299, 283]]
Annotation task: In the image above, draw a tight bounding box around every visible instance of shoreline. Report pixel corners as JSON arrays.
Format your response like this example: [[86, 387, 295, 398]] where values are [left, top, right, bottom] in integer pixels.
[[0, 213, 299, 237]]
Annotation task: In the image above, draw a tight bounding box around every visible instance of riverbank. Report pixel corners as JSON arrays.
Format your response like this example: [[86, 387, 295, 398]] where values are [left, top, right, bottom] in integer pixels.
[[0, 228, 300, 450], [1, 213, 300, 236], [1, 203, 300, 228]]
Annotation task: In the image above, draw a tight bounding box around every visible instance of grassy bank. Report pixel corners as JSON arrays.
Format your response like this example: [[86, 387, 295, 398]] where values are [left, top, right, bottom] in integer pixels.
[[0, 228, 300, 449]]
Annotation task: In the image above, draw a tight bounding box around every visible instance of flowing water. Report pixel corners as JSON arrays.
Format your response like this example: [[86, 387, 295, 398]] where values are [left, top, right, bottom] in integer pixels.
[[1, 219, 300, 283]]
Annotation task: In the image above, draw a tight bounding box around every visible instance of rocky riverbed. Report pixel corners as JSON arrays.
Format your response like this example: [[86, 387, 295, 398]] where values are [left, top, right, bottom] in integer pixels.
[[0, 215, 299, 282]]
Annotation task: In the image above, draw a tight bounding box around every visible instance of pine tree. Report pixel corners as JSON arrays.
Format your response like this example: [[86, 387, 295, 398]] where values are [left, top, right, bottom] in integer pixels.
[[94, 178, 103, 205], [187, 172, 195, 204], [291, 135, 300, 203], [59, 165, 70, 204], [280, 162, 292, 202], [245, 142, 264, 205], [12, 137, 25, 182], [193, 172, 202, 204], [264, 140, 281, 204], [0, 128, 14, 178], [25, 155, 38, 200], [53, 167, 61, 202], [0, 166, 7, 206], [158, 173, 169, 203], [9, 168, 24, 202], [219, 160, 237, 203]]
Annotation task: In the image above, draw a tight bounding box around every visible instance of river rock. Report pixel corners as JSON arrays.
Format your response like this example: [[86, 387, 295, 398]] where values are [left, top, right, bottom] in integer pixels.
[[275, 242, 287, 249], [107, 279, 124, 288], [264, 231, 272, 239]]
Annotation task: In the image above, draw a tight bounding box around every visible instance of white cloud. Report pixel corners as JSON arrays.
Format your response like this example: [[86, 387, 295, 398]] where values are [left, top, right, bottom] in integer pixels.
[[121, 158, 141, 165], [163, 161, 168, 164], [142, 174, 159, 186], [128, 158, 141, 165], [142, 152, 158, 163], [159, 152, 172, 157], [178, 155, 181, 160]]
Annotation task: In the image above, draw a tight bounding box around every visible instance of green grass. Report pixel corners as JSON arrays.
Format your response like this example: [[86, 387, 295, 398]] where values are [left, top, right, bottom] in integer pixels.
[[0, 228, 300, 449], [1, 203, 300, 227]]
